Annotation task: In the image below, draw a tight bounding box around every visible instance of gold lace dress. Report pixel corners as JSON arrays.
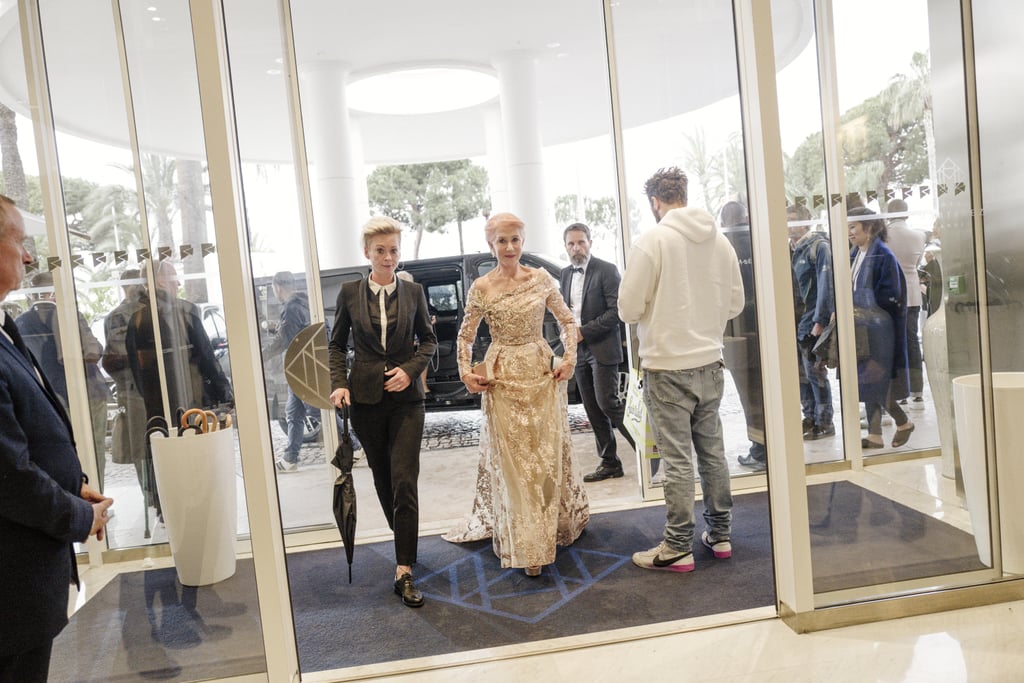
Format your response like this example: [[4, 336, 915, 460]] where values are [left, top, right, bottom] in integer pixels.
[[442, 268, 590, 568]]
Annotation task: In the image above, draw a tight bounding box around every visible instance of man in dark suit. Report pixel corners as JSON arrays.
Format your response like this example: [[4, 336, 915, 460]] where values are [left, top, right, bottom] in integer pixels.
[[0, 195, 112, 682], [560, 223, 635, 482]]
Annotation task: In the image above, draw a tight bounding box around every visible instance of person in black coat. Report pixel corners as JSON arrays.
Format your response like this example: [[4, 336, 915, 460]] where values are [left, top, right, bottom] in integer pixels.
[[560, 223, 635, 482], [328, 216, 436, 608], [0, 195, 112, 682], [126, 260, 233, 422]]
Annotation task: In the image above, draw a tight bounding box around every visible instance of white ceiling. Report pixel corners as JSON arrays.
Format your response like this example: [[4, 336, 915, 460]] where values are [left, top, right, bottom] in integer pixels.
[[0, 0, 811, 165]]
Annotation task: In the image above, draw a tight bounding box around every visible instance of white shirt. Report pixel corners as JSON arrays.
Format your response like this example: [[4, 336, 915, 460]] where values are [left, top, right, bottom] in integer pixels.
[[367, 278, 397, 350], [569, 259, 588, 327]]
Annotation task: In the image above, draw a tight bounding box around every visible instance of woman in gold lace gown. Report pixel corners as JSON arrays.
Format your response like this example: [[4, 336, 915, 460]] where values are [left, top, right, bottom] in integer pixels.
[[443, 213, 589, 577]]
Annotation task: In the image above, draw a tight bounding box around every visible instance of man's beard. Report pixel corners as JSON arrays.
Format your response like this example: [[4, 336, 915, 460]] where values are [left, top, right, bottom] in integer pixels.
[[570, 253, 587, 266]]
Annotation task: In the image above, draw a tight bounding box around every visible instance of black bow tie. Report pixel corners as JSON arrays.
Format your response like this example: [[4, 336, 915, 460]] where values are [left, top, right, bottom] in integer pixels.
[[572, 267, 584, 274]]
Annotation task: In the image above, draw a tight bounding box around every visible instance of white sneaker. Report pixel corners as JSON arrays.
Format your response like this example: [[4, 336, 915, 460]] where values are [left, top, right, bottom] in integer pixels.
[[701, 531, 732, 559], [632, 541, 694, 572], [275, 459, 298, 473]]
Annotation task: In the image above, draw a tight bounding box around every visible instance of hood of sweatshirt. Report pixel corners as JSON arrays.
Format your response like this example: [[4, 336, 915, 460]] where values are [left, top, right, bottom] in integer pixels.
[[660, 206, 717, 243]]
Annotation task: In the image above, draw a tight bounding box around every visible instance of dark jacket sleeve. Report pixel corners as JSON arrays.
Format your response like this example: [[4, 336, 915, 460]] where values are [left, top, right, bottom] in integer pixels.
[[184, 303, 233, 405], [812, 239, 835, 328], [397, 283, 437, 382], [329, 283, 354, 391], [581, 260, 623, 343]]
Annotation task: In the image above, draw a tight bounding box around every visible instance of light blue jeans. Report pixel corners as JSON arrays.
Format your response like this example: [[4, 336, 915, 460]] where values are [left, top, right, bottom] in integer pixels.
[[644, 361, 733, 553]]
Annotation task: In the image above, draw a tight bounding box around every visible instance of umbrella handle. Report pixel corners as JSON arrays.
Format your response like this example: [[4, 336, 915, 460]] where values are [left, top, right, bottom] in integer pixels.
[[338, 404, 351, 437], [180, 408, 209, 433]]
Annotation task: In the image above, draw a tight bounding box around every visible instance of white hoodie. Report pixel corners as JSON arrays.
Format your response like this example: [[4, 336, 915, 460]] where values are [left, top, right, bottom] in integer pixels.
[[619, 206, 744, 370]]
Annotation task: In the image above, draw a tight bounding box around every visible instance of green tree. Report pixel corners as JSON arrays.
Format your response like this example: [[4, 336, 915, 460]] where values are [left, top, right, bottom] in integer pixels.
[[554, 193, 639, 246], [424, 161, 490, 255], [367, 160, 490, 258], [177, 159, 209, 302], [81, 183, 141, 253], [682, 128, 747, 214], [785, 52, 931, 205], [0, 103, 27, 206]]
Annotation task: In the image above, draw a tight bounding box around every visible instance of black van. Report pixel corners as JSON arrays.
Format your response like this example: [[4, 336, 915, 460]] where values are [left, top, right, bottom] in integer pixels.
[[318, 251, 574, 411]]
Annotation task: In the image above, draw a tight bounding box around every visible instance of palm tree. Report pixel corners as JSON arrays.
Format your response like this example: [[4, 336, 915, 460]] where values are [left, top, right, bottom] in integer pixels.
[[0, 103, 28, 206], [882, 51, 935, 207]]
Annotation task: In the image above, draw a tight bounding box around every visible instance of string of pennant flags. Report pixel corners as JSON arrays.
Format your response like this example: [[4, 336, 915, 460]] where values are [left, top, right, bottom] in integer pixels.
[[791, 181, 968, 210], [24, 180, 968, 276], [24, 242, 217, 274]]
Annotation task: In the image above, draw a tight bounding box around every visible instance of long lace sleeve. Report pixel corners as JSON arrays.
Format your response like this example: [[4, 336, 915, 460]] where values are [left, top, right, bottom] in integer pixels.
[[457, 284, 485, 377], [545, 275, 577, 367]]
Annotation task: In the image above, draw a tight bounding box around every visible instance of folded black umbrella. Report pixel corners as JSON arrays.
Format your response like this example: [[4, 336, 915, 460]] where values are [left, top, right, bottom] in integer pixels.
[[331, 404, 357, 583]]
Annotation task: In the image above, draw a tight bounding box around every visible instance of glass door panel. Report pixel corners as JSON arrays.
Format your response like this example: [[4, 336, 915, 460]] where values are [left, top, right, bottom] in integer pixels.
[[804, 0, 992, 601]]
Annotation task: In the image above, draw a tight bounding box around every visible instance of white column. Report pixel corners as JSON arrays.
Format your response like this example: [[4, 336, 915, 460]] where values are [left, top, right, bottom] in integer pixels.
[[298, 61, 365, 269], [492, 51, 559, 256], [483, 103, 510, 222]]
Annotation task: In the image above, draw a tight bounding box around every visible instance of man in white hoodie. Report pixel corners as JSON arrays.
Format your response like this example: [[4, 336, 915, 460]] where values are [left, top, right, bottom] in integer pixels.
[[619, 167, 744, 572]]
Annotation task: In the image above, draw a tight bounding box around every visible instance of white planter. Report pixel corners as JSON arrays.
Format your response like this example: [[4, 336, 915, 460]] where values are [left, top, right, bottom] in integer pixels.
[[952, 372, 1024, 574]]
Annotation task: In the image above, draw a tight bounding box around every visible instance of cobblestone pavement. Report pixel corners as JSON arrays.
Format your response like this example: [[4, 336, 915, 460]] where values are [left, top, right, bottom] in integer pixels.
[[101, 380, 751, 486]]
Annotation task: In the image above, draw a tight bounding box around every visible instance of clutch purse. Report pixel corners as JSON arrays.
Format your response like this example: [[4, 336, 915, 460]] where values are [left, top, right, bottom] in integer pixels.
[[471, 359, 494, 381]]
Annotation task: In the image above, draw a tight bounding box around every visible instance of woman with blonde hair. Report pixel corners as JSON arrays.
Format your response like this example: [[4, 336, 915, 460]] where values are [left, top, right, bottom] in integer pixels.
[[328, 216, 437, 607], [444, 212, 589, 577]]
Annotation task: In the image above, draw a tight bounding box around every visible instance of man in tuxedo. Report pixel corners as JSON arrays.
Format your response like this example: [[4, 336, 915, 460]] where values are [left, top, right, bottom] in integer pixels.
[[0, 195, 112, 682], [560, 223, 635, 482]]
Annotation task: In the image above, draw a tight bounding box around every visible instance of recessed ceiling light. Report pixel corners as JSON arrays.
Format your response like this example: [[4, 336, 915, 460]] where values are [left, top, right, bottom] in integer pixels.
[[267, 69, 282, 75], [147, 6, 157, 11], [546, 42, 561, 49], [152, 16, 162, 22], [347, 67, 498, 115]]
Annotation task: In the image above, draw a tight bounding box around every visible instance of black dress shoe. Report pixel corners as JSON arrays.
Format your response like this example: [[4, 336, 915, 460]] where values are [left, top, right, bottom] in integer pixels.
[[394, 573, 424, 608], [583, 464, 624, 482]]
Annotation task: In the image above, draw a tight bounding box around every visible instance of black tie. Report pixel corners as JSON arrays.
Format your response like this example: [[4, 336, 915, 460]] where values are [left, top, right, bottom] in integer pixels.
[[2, 316, 32, 364], [572, 267, 584, 274]]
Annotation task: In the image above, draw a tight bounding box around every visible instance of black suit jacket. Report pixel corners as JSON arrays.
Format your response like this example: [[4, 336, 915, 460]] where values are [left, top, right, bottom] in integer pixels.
[[560, 256, 625, 366], [328, 277, 437, 404], [0, 325, 93, 656]]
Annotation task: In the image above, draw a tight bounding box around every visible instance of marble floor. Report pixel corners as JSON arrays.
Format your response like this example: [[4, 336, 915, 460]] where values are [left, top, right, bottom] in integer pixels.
[[342, 597, 1024, 683]]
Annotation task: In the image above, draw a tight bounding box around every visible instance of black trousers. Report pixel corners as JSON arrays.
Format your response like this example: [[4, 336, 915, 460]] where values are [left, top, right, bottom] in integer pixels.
[[0, 641, 53, 683], [351, 394, 424, 567], [576, 346, 635, 468]]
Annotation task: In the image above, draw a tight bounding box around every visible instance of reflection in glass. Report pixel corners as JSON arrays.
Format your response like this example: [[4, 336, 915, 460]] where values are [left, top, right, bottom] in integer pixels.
[[786, 203, 840, 458], [807, 0, 993, 598], [611, 0, 768, 479], [772, 0, 846, 466]]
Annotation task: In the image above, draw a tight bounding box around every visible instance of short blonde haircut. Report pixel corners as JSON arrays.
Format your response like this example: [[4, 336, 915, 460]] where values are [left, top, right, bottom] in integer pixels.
[[362, 215, 404, 250], [484, 212, 525, 246]]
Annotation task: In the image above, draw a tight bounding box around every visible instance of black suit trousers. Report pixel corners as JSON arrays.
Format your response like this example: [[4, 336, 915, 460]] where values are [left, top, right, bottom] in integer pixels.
[[576, 345, 635, 467], [0, 640, 53, 683], [351, 394, 424, 566]]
